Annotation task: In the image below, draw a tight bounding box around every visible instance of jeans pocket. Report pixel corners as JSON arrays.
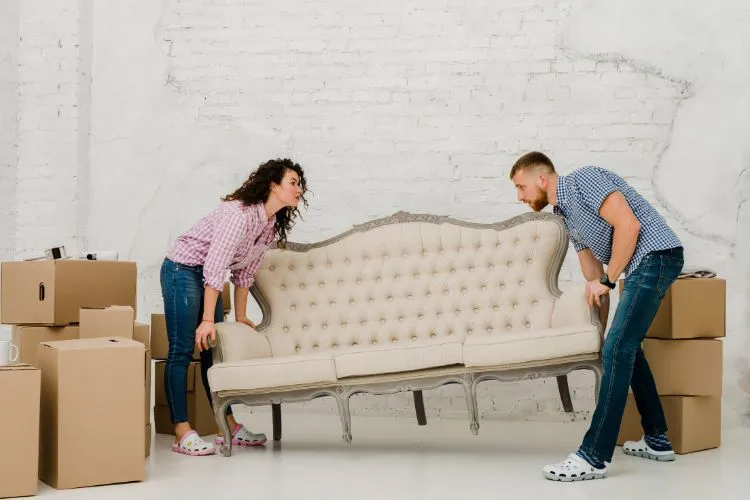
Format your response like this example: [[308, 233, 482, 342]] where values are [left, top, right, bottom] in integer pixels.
[[634, 255, 660, 288], [663, 256, 684, 271], [657, 257, 683, 296]]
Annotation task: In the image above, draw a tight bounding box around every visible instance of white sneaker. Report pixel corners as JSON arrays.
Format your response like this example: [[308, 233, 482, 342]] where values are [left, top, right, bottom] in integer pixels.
[[542, 453, 608, 482], [623, 437, 676, 461]]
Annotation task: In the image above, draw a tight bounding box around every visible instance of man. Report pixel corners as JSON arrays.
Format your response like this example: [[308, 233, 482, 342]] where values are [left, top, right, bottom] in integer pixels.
[[510, 151, 684, 481]]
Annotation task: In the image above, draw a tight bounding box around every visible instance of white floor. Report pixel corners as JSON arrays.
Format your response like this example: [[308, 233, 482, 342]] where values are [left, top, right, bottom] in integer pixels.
[[35, 412, 749, 500]]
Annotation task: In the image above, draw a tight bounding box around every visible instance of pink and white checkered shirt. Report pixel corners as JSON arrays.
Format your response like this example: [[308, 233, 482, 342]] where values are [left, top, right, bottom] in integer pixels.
[[167, 201, 276, 290]]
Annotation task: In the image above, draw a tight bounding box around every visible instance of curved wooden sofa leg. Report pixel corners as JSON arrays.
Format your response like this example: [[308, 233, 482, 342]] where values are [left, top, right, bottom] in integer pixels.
[[556, 375, 574, 413], [272, 403, 282, 441], [413, 390, 427, 425]]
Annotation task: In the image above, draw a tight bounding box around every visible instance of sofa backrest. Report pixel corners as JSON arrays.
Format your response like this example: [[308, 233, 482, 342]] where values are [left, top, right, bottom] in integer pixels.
[[251, 212, 568, 358]]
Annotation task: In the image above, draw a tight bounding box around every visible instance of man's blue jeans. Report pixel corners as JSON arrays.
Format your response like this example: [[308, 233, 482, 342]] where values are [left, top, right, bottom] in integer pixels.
[[160, 258, 227, 424], [579, 247, 684, 463]]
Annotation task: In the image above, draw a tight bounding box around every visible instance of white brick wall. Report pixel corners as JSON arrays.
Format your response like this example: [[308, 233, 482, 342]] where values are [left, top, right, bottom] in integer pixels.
[[6, 0, 750, 422], [0, 0, 19, 343], [0, 0, 19, 262], [15, 0, 84, 257]]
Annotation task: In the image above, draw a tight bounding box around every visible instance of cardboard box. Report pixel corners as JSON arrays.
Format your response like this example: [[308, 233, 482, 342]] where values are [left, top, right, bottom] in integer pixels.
[[188, 367, 217, 435], [154, 360, 216, 436], [0, 260, 137, 325], [145, 423, 152, 458], [154, 394, 216, 436], [38, 338, 145, 489], [0, 365, 41, 499], [151, 313, 200, 360], [134, 322, 151, 349], [144, 350, 152, 458], [154, 405, 171, 434], [145, 350, 152, 424], [79, 306, 135, 339], [617, 393, 721, 454], [644, 338, 723, 396], [619, 278, 725, 339], [11, 325, 79, 367], [650, 278, 725, 339], [222, 282, 231, 313], [154, 360, 195, 406]]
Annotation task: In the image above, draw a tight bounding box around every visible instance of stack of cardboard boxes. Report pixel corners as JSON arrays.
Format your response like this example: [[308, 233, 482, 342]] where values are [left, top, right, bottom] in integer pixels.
[[617, 277, 725, 454], [0, 260, 151, 497], [150, 283, 231, 436]]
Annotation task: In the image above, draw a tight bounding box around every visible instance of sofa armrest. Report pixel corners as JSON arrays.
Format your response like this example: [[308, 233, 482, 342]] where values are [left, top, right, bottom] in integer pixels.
[[211, 322, 272, 363], [551, 285, 601, 336]]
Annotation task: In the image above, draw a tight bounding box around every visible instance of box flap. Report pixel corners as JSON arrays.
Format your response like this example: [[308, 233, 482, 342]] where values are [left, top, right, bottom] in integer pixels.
[[40, 338, 144, 351], [0, 363, 39, 372]]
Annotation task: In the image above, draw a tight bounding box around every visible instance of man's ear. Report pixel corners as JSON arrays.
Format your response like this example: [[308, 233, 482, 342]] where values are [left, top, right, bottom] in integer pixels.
[[537, 173, 547, 190]]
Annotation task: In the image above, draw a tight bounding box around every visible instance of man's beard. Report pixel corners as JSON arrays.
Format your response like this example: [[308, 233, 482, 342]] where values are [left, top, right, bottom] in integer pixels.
[[528, 187, 549, 212]]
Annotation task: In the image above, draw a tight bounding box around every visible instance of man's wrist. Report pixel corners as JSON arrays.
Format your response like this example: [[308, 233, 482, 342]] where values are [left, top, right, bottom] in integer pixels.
[[599, 273, 616, 289], [608, 270, 619, 286]]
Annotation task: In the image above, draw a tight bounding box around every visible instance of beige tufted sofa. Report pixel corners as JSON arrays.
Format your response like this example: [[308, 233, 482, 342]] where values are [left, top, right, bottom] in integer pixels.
[[208, 211, 603, 456]]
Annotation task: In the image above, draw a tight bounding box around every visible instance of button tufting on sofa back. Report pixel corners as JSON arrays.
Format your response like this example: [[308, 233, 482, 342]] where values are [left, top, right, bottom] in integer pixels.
[[253, 218, 564, 357]]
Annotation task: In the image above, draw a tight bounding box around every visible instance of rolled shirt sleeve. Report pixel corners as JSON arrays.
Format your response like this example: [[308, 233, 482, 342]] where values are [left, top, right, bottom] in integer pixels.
[[575, 166, 619, 214], [563, 218, 588, 252], [231, 261, 257, 289]]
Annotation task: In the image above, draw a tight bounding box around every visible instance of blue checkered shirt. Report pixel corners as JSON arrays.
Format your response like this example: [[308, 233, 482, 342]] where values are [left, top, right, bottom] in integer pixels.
[[553, 166, 682, 278]]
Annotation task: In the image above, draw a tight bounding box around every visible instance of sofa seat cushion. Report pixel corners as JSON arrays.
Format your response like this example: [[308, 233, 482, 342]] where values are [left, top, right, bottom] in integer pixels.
[[208, 353, 337, 392], [334, 338, 464, 378], [462, 324, 600, 368]]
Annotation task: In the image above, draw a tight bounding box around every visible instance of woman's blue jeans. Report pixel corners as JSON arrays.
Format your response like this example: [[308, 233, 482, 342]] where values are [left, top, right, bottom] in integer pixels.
[[160, 257, 229, 424]]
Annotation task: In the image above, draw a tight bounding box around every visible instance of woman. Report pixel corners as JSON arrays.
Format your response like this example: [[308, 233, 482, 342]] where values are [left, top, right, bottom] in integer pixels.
[[161, 158, 308, 456]]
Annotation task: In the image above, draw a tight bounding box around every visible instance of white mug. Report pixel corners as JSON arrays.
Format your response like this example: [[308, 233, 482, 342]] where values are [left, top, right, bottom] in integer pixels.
[[0, 340, 19, 366]]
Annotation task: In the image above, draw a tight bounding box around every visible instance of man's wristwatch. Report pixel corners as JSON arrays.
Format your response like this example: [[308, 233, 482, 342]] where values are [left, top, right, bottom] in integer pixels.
[[599, 273, 616, 289]]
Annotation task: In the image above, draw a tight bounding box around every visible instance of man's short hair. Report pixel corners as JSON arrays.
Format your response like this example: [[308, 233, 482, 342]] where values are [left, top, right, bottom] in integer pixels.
[[510, 151, 556, 180]]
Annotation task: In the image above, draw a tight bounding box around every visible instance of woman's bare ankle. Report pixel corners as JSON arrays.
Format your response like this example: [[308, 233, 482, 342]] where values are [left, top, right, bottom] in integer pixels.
[[174, 422, 193, 441], [217, 415, 239, 438]]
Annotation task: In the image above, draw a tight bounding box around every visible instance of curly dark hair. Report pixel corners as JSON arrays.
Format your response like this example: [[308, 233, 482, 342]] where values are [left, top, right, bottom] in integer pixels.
[[222, 158, 309, 248]]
